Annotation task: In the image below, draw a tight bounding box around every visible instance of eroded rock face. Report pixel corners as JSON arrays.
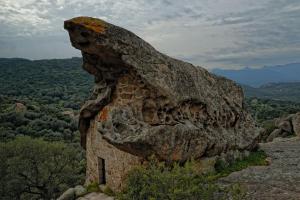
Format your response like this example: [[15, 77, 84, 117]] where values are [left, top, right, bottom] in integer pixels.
[[64, 16, 260, 162]]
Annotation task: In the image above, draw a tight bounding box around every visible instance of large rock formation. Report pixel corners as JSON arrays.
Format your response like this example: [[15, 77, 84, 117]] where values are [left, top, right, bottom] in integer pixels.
[[64, 16, 259, 162]]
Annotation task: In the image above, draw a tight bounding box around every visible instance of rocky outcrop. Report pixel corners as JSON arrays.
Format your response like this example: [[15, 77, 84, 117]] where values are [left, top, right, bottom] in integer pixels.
[[78, 192, 114, 200], [292, 112, 300, 136], [265, 112, 300, 142], [57, 185, 87, 200], [220, 137, 300, 200], [64, 16, 260, 162]]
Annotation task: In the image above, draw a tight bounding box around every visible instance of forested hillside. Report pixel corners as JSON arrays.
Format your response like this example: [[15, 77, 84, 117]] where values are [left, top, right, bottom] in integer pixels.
[[243, 82, 300, 103], [0, 57, 93, 141], [0, 58, 92, 199]]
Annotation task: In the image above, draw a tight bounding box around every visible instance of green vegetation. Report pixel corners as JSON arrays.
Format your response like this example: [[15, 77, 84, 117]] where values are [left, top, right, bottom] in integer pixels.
[[0, 136, 85, 200], [0, 58, 93, 141], [119, 151, 268, 200], [243, 82, 300, 103], [245, 97, 300, 123], [0, 58, 297, 199], [118, 158, 247, 200], [0, 58, 91, 199]]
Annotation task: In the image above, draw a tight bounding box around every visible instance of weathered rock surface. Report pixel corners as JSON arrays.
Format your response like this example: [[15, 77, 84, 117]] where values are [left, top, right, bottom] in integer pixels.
[[266, 128, 283, 142], [64, 16, 259, 162], [220, 137, 300, 200], [57, 188, 75, 200], [74, 185, 87, 197], [292, 112, 300, 136]]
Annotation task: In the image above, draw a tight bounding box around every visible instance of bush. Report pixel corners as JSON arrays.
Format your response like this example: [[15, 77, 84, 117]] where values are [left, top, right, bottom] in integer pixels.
[[118, 158, 246, 200]]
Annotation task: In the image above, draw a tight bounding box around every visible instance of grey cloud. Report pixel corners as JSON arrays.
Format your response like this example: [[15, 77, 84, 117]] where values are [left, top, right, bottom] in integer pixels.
[[0, 0, 299, 69]]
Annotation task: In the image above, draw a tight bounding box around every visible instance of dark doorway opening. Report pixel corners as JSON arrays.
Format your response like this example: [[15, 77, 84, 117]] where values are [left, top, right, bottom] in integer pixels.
[[98, 157, 106, 184]]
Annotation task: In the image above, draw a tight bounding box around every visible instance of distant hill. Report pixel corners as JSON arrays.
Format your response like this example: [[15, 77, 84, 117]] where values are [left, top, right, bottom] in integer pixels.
[[242, 82, 300, 103], [0, 57, 92, 109], [213, 63, 300, 87], [1, 58, 299, 104]]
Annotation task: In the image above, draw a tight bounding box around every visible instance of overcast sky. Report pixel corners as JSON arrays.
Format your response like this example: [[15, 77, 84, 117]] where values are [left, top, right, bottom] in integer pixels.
[[0, 0, 300, 69]]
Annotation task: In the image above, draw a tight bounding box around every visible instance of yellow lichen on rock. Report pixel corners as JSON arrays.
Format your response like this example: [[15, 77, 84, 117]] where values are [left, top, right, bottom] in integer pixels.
[[70, 16, 107, 33]]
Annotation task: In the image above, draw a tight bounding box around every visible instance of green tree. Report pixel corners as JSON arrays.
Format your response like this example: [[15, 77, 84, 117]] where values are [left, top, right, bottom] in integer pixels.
[[0, 136, 85, 200]]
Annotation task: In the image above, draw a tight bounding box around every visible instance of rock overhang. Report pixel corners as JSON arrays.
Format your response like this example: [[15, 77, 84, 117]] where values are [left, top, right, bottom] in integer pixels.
[[64, 16, 260, 161]]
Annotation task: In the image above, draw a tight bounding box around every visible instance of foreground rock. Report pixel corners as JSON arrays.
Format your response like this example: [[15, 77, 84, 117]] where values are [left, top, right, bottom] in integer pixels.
[[77, 192, 114, 200], [64, 16, 260, 190], [57, 185, 87, 200], [57, 188, 75, 200], [220, 137, 300, 200]]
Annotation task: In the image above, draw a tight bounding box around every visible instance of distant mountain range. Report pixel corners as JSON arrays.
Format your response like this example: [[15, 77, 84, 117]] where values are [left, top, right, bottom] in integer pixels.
[[242, 82, 300, 102], [212, 63, 300, 87], [212, 63, 300, 102]]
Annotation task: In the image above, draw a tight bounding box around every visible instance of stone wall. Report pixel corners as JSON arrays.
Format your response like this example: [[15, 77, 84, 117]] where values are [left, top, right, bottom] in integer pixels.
[[86, 117, 142, 192]]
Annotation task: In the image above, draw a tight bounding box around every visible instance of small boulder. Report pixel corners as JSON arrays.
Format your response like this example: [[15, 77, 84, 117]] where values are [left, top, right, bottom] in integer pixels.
[[265, 157, 272, 165], [57, 188, 75, 200], [292, 113, 300, 136], [15, 102, 26, 113], [74, 185, 87, 197], [277, 121, 293, 133], [267, 129, 282, 142]]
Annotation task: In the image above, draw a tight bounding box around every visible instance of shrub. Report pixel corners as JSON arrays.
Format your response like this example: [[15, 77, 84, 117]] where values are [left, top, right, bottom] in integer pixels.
[[118, 158, 246, 200]]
